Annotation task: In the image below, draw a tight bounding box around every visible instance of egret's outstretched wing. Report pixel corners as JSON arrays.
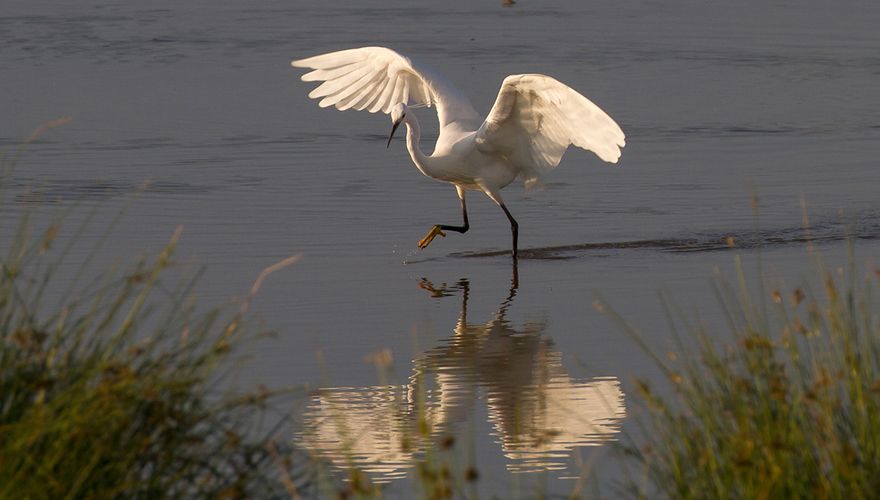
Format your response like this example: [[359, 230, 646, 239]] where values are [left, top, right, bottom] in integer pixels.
[[475, 74, 625, 184], [292, 47, 481, 129]]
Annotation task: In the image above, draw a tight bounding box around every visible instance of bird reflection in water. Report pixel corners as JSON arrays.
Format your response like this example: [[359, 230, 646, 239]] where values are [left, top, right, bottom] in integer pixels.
[[297, 267, 625, 482]]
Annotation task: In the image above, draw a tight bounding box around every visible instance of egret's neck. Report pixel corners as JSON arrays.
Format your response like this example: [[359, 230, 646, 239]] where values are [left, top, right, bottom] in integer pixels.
[[403, 114, 433, 177]]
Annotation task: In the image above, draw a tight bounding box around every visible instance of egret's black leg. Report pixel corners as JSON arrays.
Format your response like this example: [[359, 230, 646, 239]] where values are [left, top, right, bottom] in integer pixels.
[[418, 191, 470, 250], [439, 196, 469, 234], [499, 203, 518, 259]]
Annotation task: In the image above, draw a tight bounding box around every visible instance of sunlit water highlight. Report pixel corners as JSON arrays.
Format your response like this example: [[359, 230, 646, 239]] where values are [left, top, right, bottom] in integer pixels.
[[297, 278, 624, 480]]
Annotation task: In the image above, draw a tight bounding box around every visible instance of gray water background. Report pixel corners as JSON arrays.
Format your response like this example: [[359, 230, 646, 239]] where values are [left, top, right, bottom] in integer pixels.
[[3, 0, 880, 496]]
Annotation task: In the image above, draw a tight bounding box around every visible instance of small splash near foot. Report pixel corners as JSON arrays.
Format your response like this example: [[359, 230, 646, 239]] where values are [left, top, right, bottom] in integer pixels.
[[396, 246, 424, 265]]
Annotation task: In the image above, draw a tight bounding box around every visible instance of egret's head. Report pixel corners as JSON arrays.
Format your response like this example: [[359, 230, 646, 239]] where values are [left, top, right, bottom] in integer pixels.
[[387, 103, 408, 148], [390, 103, 408, 124]]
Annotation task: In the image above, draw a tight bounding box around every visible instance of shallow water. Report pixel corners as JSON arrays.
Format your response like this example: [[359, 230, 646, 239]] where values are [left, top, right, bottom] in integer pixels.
[[3, 0, 880, 495]]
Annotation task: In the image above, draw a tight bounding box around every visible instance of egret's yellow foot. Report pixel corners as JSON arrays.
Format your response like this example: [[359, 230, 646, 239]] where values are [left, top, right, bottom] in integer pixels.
[[418, 226, 446, 249]]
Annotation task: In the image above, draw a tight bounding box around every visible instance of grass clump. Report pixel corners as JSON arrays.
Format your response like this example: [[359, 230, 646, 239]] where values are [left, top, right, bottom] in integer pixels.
[[604, 243, 880, 498], [0, 121, 305, 498]]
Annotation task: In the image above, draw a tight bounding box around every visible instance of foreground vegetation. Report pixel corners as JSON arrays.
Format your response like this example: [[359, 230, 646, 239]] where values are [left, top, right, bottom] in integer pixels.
[[0, 121, 305, 498], [604, 241, 880, 498]]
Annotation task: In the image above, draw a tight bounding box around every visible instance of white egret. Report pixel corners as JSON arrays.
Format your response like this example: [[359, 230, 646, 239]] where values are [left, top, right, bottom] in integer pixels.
[[291, 46, 625, 259]]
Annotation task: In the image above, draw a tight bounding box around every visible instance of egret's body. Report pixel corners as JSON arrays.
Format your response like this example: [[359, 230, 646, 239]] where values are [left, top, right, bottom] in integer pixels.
[[292, 47, 625, 258]]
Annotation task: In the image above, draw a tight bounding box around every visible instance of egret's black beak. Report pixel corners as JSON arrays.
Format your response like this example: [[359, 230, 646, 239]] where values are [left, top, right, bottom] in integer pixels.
[[387, 120, 401, 148]]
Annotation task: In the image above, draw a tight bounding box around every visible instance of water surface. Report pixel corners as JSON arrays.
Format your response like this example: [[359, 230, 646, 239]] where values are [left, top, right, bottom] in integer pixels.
[[3, 0, 880, 495]]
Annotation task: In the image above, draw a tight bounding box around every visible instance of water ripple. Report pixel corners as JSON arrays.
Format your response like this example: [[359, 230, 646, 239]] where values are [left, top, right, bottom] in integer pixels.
[[453, 213, 880, 260]]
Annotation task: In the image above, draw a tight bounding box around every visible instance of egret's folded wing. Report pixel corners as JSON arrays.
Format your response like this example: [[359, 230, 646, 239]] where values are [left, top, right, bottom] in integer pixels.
[[475, 74, 625, 181], [292, 47, 481, 129]]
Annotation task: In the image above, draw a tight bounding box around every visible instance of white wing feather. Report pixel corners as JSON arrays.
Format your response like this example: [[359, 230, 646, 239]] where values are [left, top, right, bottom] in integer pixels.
[[292, 47, 481, 130], [476, 74, 625, 185]]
